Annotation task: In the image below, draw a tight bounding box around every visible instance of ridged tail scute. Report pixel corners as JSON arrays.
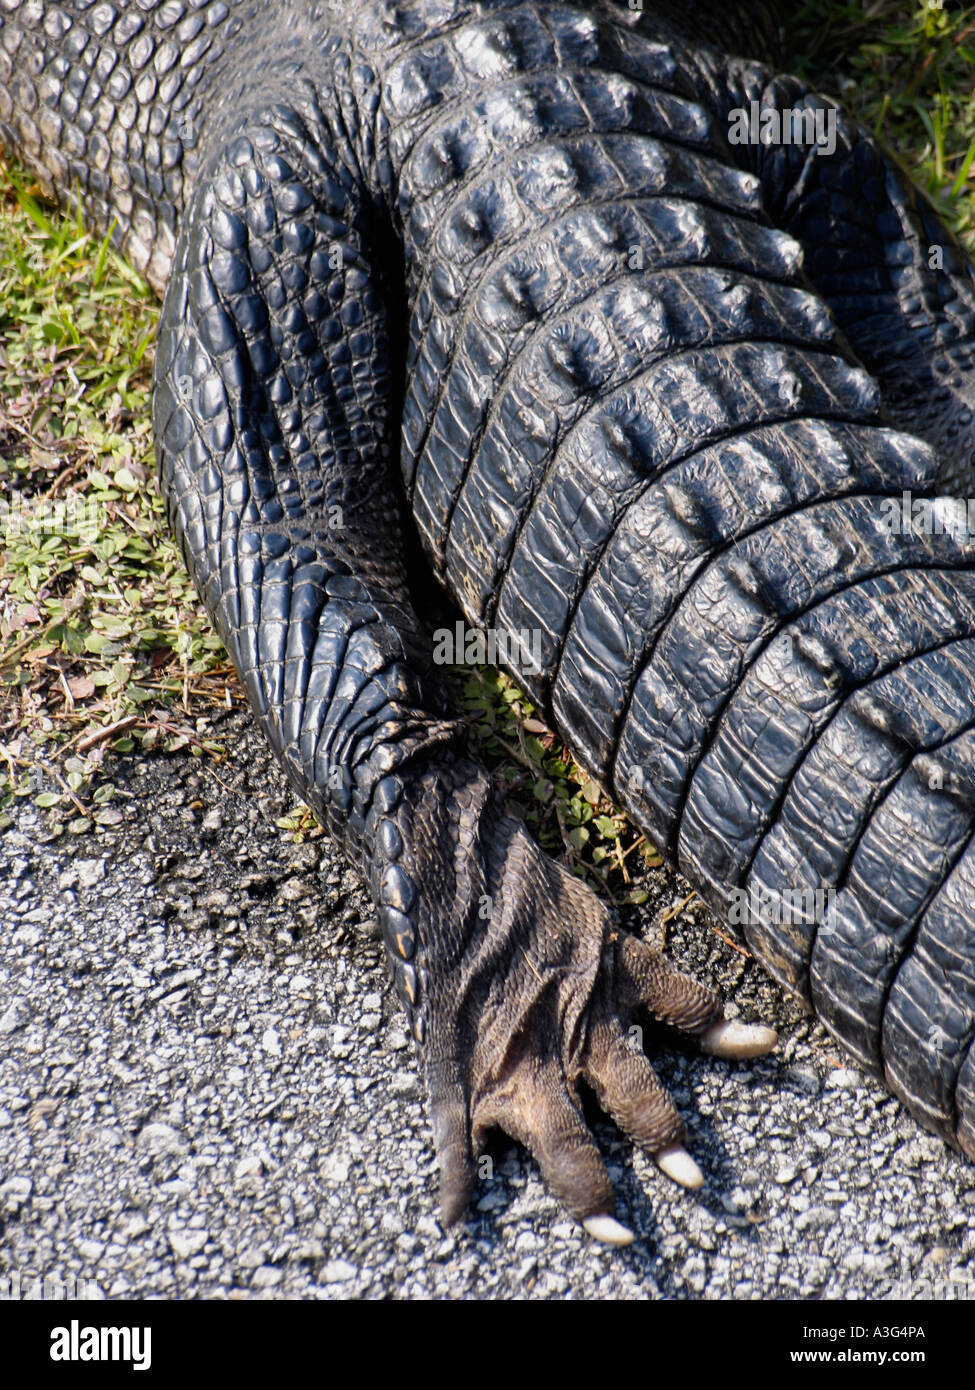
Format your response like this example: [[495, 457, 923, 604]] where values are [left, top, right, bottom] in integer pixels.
[[387, 2, 975, 1157]]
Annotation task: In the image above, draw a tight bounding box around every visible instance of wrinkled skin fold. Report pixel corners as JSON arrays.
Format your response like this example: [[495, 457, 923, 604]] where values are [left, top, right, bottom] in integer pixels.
[[3, 0, 975, 1235]]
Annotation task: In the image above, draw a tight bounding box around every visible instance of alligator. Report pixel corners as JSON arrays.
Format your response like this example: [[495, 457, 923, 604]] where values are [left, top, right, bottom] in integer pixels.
[[3, 0, 975, 1247]]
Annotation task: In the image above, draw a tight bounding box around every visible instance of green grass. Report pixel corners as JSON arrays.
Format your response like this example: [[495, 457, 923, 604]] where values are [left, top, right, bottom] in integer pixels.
[[0, 161, 230, 834], [789, 2, 975, 246], [2, 1, 975, 872]]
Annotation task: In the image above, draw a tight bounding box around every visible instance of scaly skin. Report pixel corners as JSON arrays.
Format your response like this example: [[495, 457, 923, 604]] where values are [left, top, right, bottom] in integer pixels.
[[3, 0, 975, 1239]]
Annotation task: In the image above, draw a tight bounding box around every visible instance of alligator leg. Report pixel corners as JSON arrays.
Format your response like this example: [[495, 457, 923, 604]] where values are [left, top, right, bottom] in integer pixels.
[[152, 96, 774, 1241]]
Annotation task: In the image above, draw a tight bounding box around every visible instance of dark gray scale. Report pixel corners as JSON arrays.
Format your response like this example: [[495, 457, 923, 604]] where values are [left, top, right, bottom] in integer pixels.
[[408, 203, 650, 558], [882, 842, 975, 1144], [489, 342, 883, 662], [364, 779, 424, 1027], [405, 120, 679, 518], [404, 98, 768, 583], [617, 498, 974, 855], [444, 271, 694, 615], [404, 197, 805, 569], [559, 423, 933, 780], [402, 183, 806, 499], [810, 726, 975, 1073], [742, 633, 975, 995], [476, 270, 840, 637], [681, 569, 975, 893], [473, 342, 822, 639]]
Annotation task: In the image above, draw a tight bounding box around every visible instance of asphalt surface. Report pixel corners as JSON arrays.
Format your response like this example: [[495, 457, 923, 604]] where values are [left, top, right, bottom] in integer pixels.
[[1, 706, 974, 1300]]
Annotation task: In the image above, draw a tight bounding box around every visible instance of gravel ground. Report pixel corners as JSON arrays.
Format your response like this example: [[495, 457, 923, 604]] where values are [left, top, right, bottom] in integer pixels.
[[1, 707, 974, 1300]]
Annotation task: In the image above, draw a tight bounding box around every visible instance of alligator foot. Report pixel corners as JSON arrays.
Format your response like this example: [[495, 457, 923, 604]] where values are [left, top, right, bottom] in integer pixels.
[[390, 758, 777, 1243], [432, 922, 777, 1245]]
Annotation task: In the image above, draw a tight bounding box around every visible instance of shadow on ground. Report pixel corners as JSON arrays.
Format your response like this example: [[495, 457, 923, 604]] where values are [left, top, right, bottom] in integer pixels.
[[1, 709, 972, 1299]]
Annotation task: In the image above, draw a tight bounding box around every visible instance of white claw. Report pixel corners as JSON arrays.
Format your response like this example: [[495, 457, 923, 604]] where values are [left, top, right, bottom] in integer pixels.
[[582, 1214, 636, 1246], [699, 1018, 778, 1060], [655, 1144, 704, 1189]]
